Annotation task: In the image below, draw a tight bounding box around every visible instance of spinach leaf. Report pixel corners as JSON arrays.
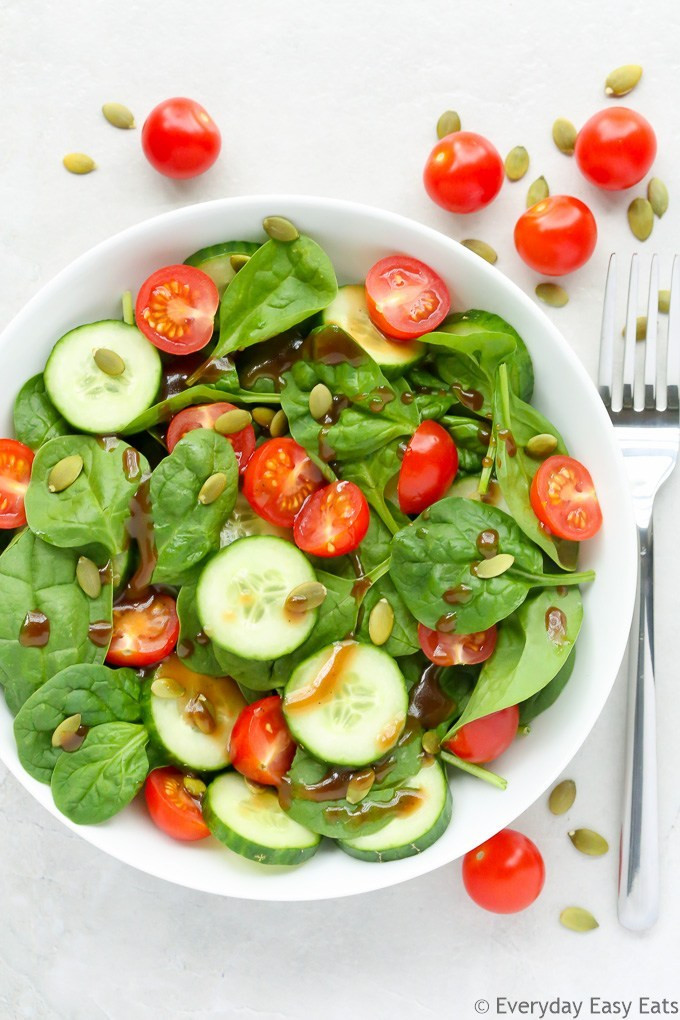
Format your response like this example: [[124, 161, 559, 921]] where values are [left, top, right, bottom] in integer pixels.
[[493, 363, 579, 570], [340, 442, 403, 534], [519, 648, 576, 726], [51, 721, 149, 824], [357, 511, 394, 570], [151, 430, 238, 585], [405, 366, 455, 420], [13, 663, 141, 783], [25, 436, 149, 557], [442, 415, 491, 474], [439, 310, 534, 402], [213, 644, 275, 692], [13, 374, 69, 450], [0, 531, 113, 714], [424, 328, 517, 419], [448, 587, 583, 736], [120, 384, 280, 435], [176, 582, 224, 677]]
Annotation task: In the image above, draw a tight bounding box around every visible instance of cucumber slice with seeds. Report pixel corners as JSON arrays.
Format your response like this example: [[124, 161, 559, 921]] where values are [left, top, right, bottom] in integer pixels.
[[322, 285, 424, 376], [446, 475, 509, 512], [184, 241, 261, 297]]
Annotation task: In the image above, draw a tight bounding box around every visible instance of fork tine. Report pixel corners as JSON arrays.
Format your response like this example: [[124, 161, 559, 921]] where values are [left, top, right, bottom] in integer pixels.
[[621, 254, 640, 410], [667, 254, 680, 412], [643, 255, 659, 410], [598, 253, 617, 406]]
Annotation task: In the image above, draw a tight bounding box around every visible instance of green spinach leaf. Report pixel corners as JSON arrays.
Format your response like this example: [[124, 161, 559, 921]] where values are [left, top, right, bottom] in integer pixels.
[[13, 374, 69, 450], [423, 328, 517, 419], [519, 648, 576, 726], [439, 310, 534, 402], [176, 582, 224, 677], [213, 644, 275, 692], [340, 442, 404, 534]]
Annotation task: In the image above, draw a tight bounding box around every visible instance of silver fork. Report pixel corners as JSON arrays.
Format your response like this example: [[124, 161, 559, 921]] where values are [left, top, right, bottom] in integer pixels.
[[599, 252, 680, 931]]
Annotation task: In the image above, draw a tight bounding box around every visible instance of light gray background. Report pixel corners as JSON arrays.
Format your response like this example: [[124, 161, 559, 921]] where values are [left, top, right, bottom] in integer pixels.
[[1, 1, 679, 1017]]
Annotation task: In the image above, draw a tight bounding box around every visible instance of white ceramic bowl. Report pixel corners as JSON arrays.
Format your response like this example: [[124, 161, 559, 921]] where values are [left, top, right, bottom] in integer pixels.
[[0, 195, 637, 901]]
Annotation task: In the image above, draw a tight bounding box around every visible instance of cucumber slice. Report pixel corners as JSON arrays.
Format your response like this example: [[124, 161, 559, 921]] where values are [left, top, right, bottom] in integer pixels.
[[446, 474, 509, 512], [282, 641, 408, 767], [203, 771, 321, 865], [44, 321, 161, 434], [196, 536, 318, 660], [142, 655, 246, 772], [322, 285, 424, 376], [220, 491, 292, 548], [184, 241, 260, 297], [339, 759, 451, 862]]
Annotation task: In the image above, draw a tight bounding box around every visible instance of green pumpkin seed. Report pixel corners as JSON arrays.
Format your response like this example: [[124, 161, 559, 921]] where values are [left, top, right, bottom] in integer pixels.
[[51, 714, 82, 748], [526, 175, 549, 208], [94, 347, 125, 376], [568, 828, 609, 856], [536, 283, 569, 308], [421, 730, 441, 755], [263, 216, 299, 242], [647, 177, 668, 218], [198, 472, 227, 505], [461, 239, 498, 264], [309, 383, 333, 420], [436, 110, 461, 139], [229, 253, 251, 273], [659, 290, 671, 314], [76, 556, 102, 599], [63, 152, 96, 175], [475, 553, 515, 579], [183, 776, 206, 797], [48, 455, 84, 493], [628, 197, 654, 241], [548, 778, 576, 815], [345, 768, 376, 805], [285, 581, 328, 614], [560, 907, 599, 932], [368, 598, 395, 646], [151, 676, 186, 699], [552, 118, 577, 155], [214, 408, 252, 435], [185, 693, 216, 734], [605, 64, 642, 97], [251, 406, 276, 428], [504, 145, 529, 181], [269, 409, 288, 438], [102, 102, 135, 129], [526, 433, 559, 460]]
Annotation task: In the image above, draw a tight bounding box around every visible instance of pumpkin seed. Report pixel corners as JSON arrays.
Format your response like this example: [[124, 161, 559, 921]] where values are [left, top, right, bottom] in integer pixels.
[[504, 146, 529, 181], [605, 64, 642, 97], [285, 580, 328, 614], [436, 110, 461, 138], [102, 101, 135, 129], [548, 778, 576, 815], [647, 177, 668, 218], [262, 215, 299, 242], [526, 433, 558, 460], [552, 118, 577, 155], [461, 239, 497, 264], [628, 198, 654, 241], [214, 408, 252, 435], [659, 290, 671, 314], [94, 347, 125, 376], [51, 714, 82, 748], [345, 768, 376, 805], [198, 472, 227, 505], [568, 828, 609, 856], [48, 454, 84, 493], [229, 253, 251, 274], [63, 152, 96, 174], [536, 282, 568, 307], [151, 676, 186, 699], [76, 556, 102, 599], [422, 730, 441, 755], [526, 175, 549, 208], [309, 383, 333, 420], [475, 553, 515, 579], [183, 776, 207, 797], [559, 907, 599, 932], [251, 406, 276, 428], [368, 598, 395, 646], [185, 693, 216, 734], [269, 409, 288, 438]]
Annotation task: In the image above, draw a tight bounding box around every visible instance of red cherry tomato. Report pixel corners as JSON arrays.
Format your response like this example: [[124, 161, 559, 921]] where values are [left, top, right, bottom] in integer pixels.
[[575, 107, 657, 191], [514, 196, 597, 276], [136, 264, 218, 356], [0, 439, 34, 529], [229, 696, 296, 787], [423, 131, 504, 214], [293, 480, 369, 558], [443, 705, 519, 764], [166, 401, 255, 473], [144, 767, 210, 841], [141, 97, 221, 180], [106, 591, 179, 668], [418, 623, 497, 667], [243, 437, 324, 528], [365, 256, 450, 340], [530, 455, 602, 541], [398, 420, 458, 515], [463, 828, 545, 913]]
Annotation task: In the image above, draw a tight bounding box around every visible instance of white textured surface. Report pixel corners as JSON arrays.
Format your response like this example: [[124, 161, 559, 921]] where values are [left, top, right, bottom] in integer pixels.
[[1, 0, 679, 1016]]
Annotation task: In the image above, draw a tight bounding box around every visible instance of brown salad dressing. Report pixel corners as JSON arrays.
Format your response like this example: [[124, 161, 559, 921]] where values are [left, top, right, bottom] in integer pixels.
[[476, 528, 499, 558], [451, 383, 484, 413], [285, 642, 357, 714], [19, 610, 50, 648], [498, 428, 517, 457]]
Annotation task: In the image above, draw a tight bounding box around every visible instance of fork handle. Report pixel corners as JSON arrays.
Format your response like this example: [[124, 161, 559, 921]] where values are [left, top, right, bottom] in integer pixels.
[[618, 520, 659, 931]]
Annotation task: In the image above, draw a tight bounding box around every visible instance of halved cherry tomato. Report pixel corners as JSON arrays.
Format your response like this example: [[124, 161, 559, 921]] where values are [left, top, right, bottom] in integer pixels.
[[423, 131, 504, 214], [106, 591, 179, 667], [166, 401, 255, 472], [229, 696, 296, 787], [135, 264, 218, 355], [144, 767, 210, 841], [141, 97, 221, 180], [293, 480, 369, 558], [418, 623, 497, 667], [514, 196, 597, 276], [0, 439, 34, 529], [575, 107, 656, 191], [365, 256, 450, 340], [443, 705, 519, 763], [398, 420, 458, 515], [530, 455, 602, 541], [463, 828, 545, 914], [243, 437, 324, 528]]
